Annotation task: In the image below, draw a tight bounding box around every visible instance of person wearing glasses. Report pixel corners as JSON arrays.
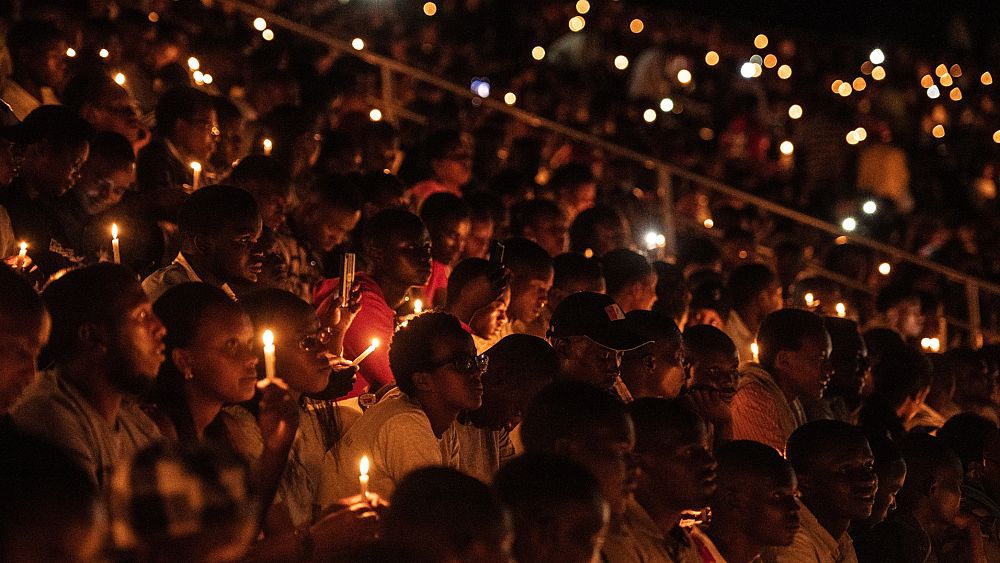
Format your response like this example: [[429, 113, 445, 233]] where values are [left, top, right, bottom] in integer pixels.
[[142, 185, 263, 302], [681, 324, 740, 447], [321, 311, 486, 503]]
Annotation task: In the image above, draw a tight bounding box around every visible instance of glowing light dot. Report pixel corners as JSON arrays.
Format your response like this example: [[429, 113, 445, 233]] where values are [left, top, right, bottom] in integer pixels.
[[863, 200, 877, 214], [993, 130, 1000, 143], [855, 127, 867, 141], [147, 12, 159, 22], [113, 72, 126, 85], [832, 79, 844, 93], [740, 62, 756, 78], [351, 37, 365, 50], [584, 248, 594, 258], [575, 0, 590, 14], [835, 303, 847, 318], [879, 262, 891, 275], [642, 109, 657, 123], [750, 54, 763, 65], [677, 69, 692, 84], [842, 217, 857, 231], [940, 74, 953, 87], [614, 55, 629, 70], [630, 19, 645, 34], [504, 92, 516, 105], [920, 74, 934, 88], [932, 124, 945, 138], [838, 82, 853, 97], [835, 236, 848, 245], [65, 47, 77, 58], [872, 66, 886, 81], [262, 29, 274, 41], [659, 97, 674, 112], [846, 131, 860, 145], [192, 70, 204, 83], [950, 64, 962, 77], [531, 46, 545, 61], [703, 218, 714, 229], [927, 85, 941, 99], [763, 54, 777, 68], [202, 74, 213, 85], [852, 77, 867, 91], [187, 57, 200, 71], [99, 48, 109, 58], [568, 16, 586, 32], [777, 64, 792, 79], [705, 51, 719, 66], [190, 161, 202, 173], [754, 34, 769, 49], [475, 81, 490, 98], [423, 2, 437, 16], [861, 61, 874, 75], [982, 72, 993, 85], [950, 87, 962, 101], [869, 48, 885, 65], [369, 109, 383, 122], [698, 128, 714, 141], [779, 140, 794, 155], [788, 104, 803, 119], [935, 64, 948, 77], [253, 17, 267, 31]]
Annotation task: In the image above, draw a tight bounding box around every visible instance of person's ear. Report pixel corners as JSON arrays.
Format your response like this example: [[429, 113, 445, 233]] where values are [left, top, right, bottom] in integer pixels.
[[171, 348, 193, 378], [411, 371, 434, 393], [192, 233, 212, 256], [774, 349, 794, 374]]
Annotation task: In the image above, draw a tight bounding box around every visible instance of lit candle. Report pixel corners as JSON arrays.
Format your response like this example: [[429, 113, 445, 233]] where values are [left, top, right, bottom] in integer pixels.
[[359, 455, 370, 499], [413, 299, 423, 314], [804, 292, 815, 308], [835, 302, 847, 318], [350, 338, 380, 367], [921, 337, 941, 353], [111, 223, 121, 264], [15, 242, 27, 270], [262, 329, 276, 382], [262, 138, 273, 156], [190, 161, 202, 190], [750, 342, 759, 363]]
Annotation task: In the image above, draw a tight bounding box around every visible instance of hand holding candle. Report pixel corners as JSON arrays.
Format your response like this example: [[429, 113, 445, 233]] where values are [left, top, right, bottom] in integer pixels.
[[111, 223, 121, 264], [359, 455, 370, 500], [15, 242, 27, 270], [350, 338, 380, 367], [262, 329, 276, 382]]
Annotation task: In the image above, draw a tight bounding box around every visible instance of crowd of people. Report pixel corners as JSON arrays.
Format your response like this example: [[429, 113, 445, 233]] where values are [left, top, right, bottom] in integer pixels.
[[1, 0, 1000, 562]]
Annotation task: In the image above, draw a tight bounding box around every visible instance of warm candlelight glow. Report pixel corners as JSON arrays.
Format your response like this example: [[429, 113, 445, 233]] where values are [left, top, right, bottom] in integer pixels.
[[359, 455, 370, 499], [350, 338, 380, 367], [190, 161, 202, 190], [750, 342, 759, 363], [921, 337, 941, 353], [15, 242, 27, 270], [414, 299, 423, 314], [262, 330, 276, 381], [111, 223, 118, 240], [111, 223, 121, 265], [262, 138, 272, 155], [804, 292, 815, 307], [114, 72, 126, 85], [835, 302, 847, 318]]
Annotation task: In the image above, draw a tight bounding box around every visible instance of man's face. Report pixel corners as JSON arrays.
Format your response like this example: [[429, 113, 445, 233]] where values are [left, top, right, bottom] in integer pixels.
[[800, 439, 878, 521], [828, 333, 869, 401], [85, 87, 146, 146], [893, 299, 925, 338], [929, 462, 964, 523], [620, 340, 685, 398], [73, 160, 135, 216], [543, 500, 609, 563], [173, 108, 219, 161], [637, 421, 717, 511], [509, 270, 553, 323], [426, 332, 484, 412], [866, 459, 906, 527], [25, 141, 89, 198], [780, 332, 833, 401], [255, 191, 289, 232], [379, 228, 433, 288], [0, 312, 50, 413], [107, 290, 166, 394], [206, 216, 264, 284], [557, 336, 623, 390], [735, 470, 800, 547], [32, 40, 68, 89], [308, 205, 360, 252], [528, 216, 568, 257], [686, 349, 740, 403], [276, 311, 335, 395], [462, 218, 494, 260], [430, 218, 470, 266], [469, 287, 509, 341], [568, 422, 638, 519]]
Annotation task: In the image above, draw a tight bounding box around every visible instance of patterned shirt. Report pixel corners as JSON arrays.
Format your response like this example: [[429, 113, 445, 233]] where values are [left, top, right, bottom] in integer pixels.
[[731, 363, 806, 454]]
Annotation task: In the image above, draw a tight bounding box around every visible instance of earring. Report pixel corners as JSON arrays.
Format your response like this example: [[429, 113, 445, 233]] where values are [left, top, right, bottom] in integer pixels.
[[184, 370, 194, 381]]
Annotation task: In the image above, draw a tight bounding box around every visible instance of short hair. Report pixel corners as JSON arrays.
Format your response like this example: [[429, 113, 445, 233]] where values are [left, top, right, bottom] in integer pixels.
[[61, 70, 123, 114], [494, 452, 604, 529], [0, 265, 46, 329], [553, 252, 603, 291], [177, 185, 259, 239], [688, 270, 730, 318], [549, 163, 594, 194], [786, 420, 869, 476], [870, 344, 933, 408], [446, 258, 490, 307], [678, 237, 722, 270], [6, 20, 64, 66], [896, 433, 962, 508], [484, 334, 559, 386], [154, 86, 216, 137], [863, 328, 906, 369], [683, 324, 737, 362], [727, 263, 777, 310], [625, 310, 681, 349], [362, 209, 425, 252], [420, 192, 470, 231], [756, 309, 827, 370], [304, 173, 363, 213], [569, 206, 624, 255], [41, 263, 142, 364], [602, 249, 654, 297], [465, 191, 504, 226], [521, 380, 629, 452], [356, 172, 406, 206], [239, 288, 314, 335], [876, 284, 920, 313], [824, 317, 865, 372], [652, 261, 690, 321], [85, 132, 136, 171], [509, 198, 564, 237], [227, 156, 292, 197], [15, 105, 95, 149], [937, 413, 997, 472], [862, 428, 904, 474], [502, 237, 554, 282], [213, 95, 242, 124], [714, 440, 793, 488], [389, 311, 468, 396], [628, 397, 704, 454]]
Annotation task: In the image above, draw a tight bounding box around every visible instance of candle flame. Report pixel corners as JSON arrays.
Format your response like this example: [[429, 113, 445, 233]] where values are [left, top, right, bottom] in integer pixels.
[[360, 455, 370, 476], [190, 161, 202, 172], [413, 299, 423, 313], [262, 329, 274, 347], [835, 303, 847, 317], [19, 241, 26, 252], [262, 138, 272, 151], [804, 292, 814, 306], [111, 223, 118, 239], [371, 338, 380, 348]]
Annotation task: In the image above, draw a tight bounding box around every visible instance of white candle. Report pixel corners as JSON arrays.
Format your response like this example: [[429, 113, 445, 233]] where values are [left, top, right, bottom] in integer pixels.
[[835, 302, 847, 318], [750, 342, 759, 363], [111, 223, 121, 264], [413, 299, 423, 314], [190, 161, 202, 190], [350, 338, 380, 367], [262, 329, 276, 382], [262, 138, 273, 156], [359, 455, 370, 499], [15, 242, 27, 270]]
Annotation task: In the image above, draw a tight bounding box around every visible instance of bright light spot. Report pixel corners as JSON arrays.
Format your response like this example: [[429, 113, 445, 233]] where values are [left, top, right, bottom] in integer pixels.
[[99, 48, 109, 58], [835, 302, 847, 317], [950, 64, 962, 77], [531, 46, 545, 61], [950, 87, 962, 101], [202, 73, 213, 85], [147, 12, 159, 22], [853, 77, 867, 91], [740, 62, 756, 78], [187, 57, 200, 71], [614, 55, 629, 70], [65, 47, 76, 58], [752, 63, 762, 77], [644, 232, 660, 249], [190, 161, 202, 173], [940, 73, 953, 87], [861, 61, 874, 75], [927, 85, 940, 99], [475, 81, 490, 98], [113, 72, 126, 85], [879, 262, 891, 275], [192, 70, 204, 83], [750, 54, 763, 65], [677, 69, 692, 84], [630, 19, 645, 34], [659, 98, 674, 112], [872, 66, 886, 81], [351, 37, 365, 50], [698, 128, 714, 141], [705, 51, 720, 66], [584, 248, 594, 258], [993, 130, 1000, 143], [703, 218, 714, 229], [804, 293, 815, 306], [863, 200, 877, 214], [568, 16, 586, 32], [869, 48, 885, 65], [754, 34, 769, 49], [838, 82, 853, 96], [262, 29, 274, 41], [831, 79, 844, 93], [642, 109, 657, 123], [777, 64, 792, 79], [920, 74, 934, 88], [935, 64, 948, 77], [846, 131, 860, 145], [779, 140, 794, 155], [835, 236, 848, 245], [253, 17, 267, 31], [856, 127, 867, 141], [423, 1, 437, 16], [369, 108, 383, 121], [575, 0, 590, 14], [982, 71, 993, 85], [842, 217, 857, 231], [763, 54, 778, 68], [750, 342, 759, 360], [504, 92, 516, 105], [788, 104, 803, 119], [932, 124, 945, 138]]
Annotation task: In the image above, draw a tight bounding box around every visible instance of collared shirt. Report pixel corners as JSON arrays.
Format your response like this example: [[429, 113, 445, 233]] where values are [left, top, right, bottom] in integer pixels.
[[142, 252, 237, 302], [731, 363, 806, 454], [603, 499, 701, 563], [273, 222, 324, 303], [725, 310, 756, 365], [762, 500, 858, 563]]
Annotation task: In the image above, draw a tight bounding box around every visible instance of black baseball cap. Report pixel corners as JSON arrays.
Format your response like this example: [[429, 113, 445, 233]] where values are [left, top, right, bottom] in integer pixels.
[[548, 292, 653, 351]]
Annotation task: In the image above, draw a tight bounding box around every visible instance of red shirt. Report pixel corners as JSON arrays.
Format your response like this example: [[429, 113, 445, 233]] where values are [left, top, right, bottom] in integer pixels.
[[314, 272, 396, 399], [421, 259, 450, 308]]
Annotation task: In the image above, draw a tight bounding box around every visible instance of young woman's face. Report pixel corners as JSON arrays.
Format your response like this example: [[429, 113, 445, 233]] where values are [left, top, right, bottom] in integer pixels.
[[183, 306, 258, 404], [470, 288, 510, 340], [274, 308, 333, 395]]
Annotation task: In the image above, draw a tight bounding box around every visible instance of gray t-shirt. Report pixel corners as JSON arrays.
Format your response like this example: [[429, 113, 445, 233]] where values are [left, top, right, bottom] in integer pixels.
[[455, 421, 514, 483]]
